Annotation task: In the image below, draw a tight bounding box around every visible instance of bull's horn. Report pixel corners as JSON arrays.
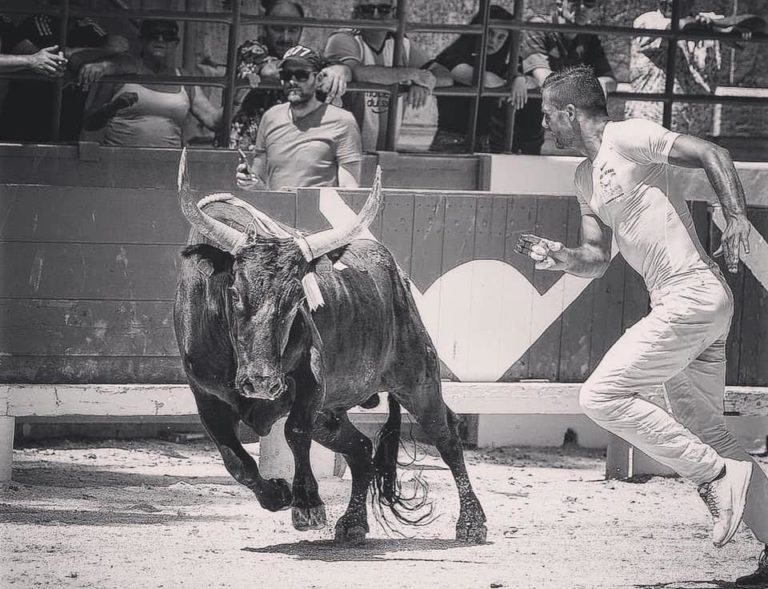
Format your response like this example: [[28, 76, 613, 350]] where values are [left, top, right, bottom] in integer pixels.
[[300, 166, 383, 261], [177, 147, 245, 253]]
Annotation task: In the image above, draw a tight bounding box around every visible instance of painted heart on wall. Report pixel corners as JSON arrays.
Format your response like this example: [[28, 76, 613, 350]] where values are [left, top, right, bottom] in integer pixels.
[[318, 188, 618, 381]]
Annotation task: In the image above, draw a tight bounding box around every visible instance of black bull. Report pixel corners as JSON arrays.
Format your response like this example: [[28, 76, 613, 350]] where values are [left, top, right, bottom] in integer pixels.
[[173, 150, 486, 543]]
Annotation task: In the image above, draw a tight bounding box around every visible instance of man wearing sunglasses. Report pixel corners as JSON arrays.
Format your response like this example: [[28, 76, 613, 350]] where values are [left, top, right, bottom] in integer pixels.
[[324, 1, 453, 152], [236, 45, 362, 192], [517, 0, 616, 154]]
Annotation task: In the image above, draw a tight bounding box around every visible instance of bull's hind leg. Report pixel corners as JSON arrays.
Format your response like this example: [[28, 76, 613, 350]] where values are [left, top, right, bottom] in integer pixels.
[[394, 384, 487, 543], [285, 362, 326, 531], [313, 412, 374, 544], [192, 387, 292, 512]]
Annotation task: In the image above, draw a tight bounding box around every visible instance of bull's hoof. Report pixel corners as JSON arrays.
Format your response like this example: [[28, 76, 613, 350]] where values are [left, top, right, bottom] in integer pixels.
[[456, 523, 488, 544], [334, 524, 368, 545], [292, 504, 327, 531], [259, 478, 293, 512]]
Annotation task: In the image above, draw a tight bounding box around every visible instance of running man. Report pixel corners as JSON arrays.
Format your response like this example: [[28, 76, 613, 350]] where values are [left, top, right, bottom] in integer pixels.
[[516, 65, 768, 587]]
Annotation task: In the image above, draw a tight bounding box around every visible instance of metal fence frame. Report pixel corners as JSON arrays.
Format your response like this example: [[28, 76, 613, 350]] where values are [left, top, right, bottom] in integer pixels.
[[1, 0, 766, 151]]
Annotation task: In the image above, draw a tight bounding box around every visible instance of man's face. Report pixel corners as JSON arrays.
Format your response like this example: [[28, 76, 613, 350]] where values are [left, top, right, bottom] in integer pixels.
[[280, 67, 317, 104], [264, 3, 303, 57], [541, 92, 576, 149], [559, 0, 599, 25], [266, 24, 302, 58], [354, 2, 395, 19]]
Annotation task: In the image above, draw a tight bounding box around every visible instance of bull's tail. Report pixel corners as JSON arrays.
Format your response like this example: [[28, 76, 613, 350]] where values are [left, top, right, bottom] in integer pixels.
[[370, 395, 433, 529]]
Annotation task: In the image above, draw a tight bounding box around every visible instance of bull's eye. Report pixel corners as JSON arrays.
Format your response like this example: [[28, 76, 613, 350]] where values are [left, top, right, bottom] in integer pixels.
[[229, 286, 245, 311]]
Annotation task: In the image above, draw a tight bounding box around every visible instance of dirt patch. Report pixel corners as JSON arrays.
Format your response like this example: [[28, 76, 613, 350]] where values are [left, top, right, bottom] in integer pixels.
[[1, 439, 766, 588]]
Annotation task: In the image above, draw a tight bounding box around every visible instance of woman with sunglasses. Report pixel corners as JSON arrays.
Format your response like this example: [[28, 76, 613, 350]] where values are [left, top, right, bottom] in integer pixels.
[[83, 19, 221, 147], [430, 5, 529, 153]]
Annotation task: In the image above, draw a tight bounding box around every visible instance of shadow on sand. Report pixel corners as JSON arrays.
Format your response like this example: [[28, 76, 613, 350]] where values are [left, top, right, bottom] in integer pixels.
[[634, 580, 736, 588], [12, 462, 235, 489], [243, 537, 490, 564]]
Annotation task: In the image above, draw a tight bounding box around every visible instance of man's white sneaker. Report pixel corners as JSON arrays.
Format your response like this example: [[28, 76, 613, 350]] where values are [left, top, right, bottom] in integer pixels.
[[697, 458, 753, 548]]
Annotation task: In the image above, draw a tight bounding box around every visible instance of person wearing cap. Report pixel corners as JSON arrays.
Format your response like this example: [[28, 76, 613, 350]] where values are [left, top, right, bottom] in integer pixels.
[[83, 19, 222, 147], [323, 0, 454, 152], [211, 1, 349, 150], [0, 5, 131, 142], [517, 0, 617, 154], [236, 45, 362, 191]]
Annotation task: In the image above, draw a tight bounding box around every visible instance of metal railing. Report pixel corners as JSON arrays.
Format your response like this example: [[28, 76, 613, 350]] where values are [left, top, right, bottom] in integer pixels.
[[1, 0, 766, 152]]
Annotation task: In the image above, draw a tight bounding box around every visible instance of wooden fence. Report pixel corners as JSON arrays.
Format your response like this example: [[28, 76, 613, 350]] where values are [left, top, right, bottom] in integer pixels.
[[1, 146, 767, 386]]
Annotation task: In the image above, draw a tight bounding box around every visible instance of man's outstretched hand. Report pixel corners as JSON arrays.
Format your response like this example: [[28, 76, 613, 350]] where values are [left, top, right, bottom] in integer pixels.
[[515, 233, 567, 270]]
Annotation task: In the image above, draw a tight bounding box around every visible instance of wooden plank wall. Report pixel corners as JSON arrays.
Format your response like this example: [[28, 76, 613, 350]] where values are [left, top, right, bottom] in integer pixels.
[[1, 147, 766, 386]]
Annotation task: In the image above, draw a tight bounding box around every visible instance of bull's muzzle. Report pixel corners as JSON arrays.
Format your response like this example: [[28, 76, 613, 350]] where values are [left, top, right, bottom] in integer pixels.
[[238, 374, 286, 400]]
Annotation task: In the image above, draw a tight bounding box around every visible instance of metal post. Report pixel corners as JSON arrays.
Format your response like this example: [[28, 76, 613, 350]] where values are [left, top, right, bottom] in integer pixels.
[[221, 0, 242, 149], [50, 0, 71, 142], [662, 0, 680, 129], [466, 0, 491, 153], [503, 0, 526, 153], [384, 0, 409, 151]]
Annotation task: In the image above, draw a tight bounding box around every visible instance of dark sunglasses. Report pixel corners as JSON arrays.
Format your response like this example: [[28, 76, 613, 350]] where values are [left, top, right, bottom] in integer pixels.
[[143, 31, 179, 42], [572, 0, 598, 8], [356, 4, 394, 17], [279, 69, 313, 83]]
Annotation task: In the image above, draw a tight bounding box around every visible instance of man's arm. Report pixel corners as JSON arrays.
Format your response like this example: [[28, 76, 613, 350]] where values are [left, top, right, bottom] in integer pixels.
[[516, 213, 613, 278], [668, 134, 750, 272], [0, 46, 67, 75], [337, 163, 360, 188]]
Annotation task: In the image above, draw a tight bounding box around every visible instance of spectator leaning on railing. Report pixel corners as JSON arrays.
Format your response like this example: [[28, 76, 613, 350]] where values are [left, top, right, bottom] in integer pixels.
[[324, 0, 454, 152], [625, 0, 756, 138], [519, 0, 617, 154], [82, 19, 221, 148], [0, 6, 133, 142], [226, 0, 350, 151], [430, 5, 529, 154]]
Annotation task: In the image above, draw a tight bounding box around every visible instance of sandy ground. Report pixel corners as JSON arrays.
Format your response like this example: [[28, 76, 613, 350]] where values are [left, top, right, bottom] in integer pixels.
[[1, 439, 766, 589]]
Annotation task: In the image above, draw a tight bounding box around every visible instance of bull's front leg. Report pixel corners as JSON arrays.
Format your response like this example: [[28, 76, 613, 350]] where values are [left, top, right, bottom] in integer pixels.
[[285, 364, 326, 531], [193, 387, 292, 512]]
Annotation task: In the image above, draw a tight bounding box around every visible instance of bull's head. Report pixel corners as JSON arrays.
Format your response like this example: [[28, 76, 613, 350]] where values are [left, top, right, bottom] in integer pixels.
[[177, 148, 382, 400]]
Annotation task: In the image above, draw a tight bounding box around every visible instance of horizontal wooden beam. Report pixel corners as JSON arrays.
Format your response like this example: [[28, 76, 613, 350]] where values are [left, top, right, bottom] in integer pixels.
[[8, 382, 767, 419]]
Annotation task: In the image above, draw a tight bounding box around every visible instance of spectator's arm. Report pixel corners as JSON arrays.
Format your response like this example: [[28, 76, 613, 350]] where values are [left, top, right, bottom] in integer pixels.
[[78, 52, 138, 90], [449, 63, 507, 88], [530, 67, 552, 87], [190, 86, 223, 131], [426, 62, 454, 88], [337, 163, 360, 188], [520, 22, 551, 86], [82, 83, 137, 131], [0, 46, 67, 75]]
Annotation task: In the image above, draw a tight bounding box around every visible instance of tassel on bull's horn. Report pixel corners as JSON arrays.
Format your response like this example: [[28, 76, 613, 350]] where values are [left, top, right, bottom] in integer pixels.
[[177, 147, 245, 253], [299, 166, 383, 261]]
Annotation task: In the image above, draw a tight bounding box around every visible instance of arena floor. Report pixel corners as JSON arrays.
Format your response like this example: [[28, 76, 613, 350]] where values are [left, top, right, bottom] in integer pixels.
[[1, 440, 766, 589]]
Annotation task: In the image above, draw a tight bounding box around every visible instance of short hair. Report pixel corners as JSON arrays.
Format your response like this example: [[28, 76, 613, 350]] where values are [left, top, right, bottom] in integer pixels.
[[542, 65, 607, 115], [264, 0, 305, 18]]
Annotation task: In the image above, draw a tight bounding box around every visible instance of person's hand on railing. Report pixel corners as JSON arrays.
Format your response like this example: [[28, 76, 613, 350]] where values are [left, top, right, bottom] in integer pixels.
[[411, 69, 437, 93], [235, 161, 266, 191], [504, 75, 528, 111], [27, 45, 67, 77], [78, 60, 117, 91], [318, 64, 349, 104]]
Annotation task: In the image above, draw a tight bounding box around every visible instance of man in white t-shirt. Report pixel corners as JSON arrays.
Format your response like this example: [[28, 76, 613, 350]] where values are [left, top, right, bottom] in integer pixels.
[[516, 64, 768, 587], [323, 0, 453, 152]]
